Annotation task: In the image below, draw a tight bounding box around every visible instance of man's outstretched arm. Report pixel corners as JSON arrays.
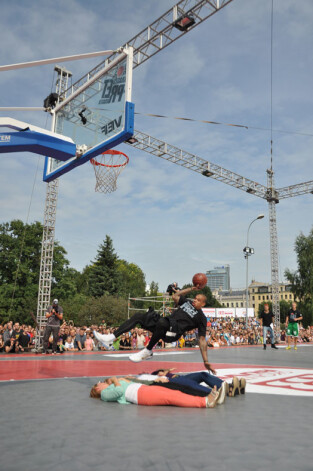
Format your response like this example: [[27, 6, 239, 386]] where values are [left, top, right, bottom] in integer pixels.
[[172, 286, 199, 304], [199, 335, 216, 374]]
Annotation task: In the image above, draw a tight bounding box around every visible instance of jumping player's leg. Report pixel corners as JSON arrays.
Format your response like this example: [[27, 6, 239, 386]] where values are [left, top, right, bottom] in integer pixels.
[[146, 317, 170, 350], [129, 317, 170, 362], [113, 312, 150, 338], [93, 311, 154, 346]]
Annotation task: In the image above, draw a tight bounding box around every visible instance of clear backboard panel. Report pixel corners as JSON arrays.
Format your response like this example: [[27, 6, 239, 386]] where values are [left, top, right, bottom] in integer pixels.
[[43, 48, 134, 182]]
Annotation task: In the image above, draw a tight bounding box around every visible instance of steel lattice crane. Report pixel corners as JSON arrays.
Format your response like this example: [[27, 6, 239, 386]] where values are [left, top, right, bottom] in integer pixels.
[[125, 130, 313, 334]]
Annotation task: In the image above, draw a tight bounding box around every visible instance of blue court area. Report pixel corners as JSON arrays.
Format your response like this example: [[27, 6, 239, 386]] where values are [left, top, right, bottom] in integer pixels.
[[1, 344, 313, 471]]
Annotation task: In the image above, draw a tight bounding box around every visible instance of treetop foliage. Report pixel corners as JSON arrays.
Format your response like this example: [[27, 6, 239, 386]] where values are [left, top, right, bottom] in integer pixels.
[[0, 222, 147, 325], [285, 227, 313, 327]]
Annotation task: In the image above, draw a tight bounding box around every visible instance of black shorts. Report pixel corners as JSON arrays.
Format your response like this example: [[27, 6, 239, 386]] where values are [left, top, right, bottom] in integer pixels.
[[143, 309, 162, 331]]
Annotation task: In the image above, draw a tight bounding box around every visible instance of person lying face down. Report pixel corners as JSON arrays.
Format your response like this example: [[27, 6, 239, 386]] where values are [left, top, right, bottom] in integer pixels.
[[90, 376, 219, 408], [119, 367, 245, 400]]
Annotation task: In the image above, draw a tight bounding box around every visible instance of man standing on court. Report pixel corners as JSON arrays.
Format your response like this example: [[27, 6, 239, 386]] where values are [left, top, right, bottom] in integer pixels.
[[285, 302, 303, 350], [42, 299, 63, 354], [259, 303, 278, 350]]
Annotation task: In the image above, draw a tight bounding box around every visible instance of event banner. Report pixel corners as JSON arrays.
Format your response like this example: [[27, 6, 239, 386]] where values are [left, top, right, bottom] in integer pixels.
[[203, 308, 255, 318]]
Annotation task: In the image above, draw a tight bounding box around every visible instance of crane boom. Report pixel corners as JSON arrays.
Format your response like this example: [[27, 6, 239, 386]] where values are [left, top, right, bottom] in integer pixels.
[[127, 129, 268, 198], [276, 180, 313, 200], [60, 0, 234, 99]]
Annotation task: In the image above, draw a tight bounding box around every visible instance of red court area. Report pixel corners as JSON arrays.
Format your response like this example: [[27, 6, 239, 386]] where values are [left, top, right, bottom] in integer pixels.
[[0, 352, 213, 381]]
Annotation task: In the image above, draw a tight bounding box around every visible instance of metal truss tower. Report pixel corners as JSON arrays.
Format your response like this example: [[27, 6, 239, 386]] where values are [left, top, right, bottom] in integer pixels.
[[35, 66, 72, 350], [266, 168, 280, 334]]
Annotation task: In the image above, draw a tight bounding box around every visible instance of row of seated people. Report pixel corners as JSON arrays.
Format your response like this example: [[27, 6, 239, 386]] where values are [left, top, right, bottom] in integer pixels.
[[1, 319, 312, 353]]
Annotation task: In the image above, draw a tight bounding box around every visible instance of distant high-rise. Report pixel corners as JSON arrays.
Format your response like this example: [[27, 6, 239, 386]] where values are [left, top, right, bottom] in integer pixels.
[[206, 265, 230, 291]]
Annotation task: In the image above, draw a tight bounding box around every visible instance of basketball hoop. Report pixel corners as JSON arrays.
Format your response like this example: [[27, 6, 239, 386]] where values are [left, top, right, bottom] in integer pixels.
[[90, 149, 129, 193]]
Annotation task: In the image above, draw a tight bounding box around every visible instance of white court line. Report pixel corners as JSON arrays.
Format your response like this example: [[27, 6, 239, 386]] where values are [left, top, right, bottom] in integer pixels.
[[104, 351, 194, 358]]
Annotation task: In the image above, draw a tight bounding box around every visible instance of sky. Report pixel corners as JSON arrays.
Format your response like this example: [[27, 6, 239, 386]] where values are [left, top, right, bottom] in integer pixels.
[[0, 0, 312, 292]]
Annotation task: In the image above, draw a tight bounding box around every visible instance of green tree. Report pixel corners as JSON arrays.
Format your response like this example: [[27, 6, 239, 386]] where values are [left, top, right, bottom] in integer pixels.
[[76, 265, 93, 295], [88, 236, 119, 297], [52, 267, 82, 300], [61, 293, 90, 325], [116, 260, 146, 298], [75, 294, 128, 326], [0, 219, 70, 323], [285, 228, 313, 326], [147, 281, 159, 297]]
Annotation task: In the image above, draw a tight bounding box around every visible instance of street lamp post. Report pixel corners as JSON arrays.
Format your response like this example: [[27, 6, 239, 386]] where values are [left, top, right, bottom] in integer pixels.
[[243, 214, 264, 326]]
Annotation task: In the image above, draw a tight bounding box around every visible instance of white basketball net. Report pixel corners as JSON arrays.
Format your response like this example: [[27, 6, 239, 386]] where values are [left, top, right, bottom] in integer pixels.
[[90, 151, 129, 194]]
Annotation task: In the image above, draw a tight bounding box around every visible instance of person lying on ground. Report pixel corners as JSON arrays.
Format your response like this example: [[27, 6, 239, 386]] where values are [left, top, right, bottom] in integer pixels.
[[90, 376, 219, 408], [127, 368, 246, 401]]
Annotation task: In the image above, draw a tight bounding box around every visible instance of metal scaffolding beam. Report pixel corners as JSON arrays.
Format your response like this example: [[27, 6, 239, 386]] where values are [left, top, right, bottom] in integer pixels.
[[127, 129, 268, 198], [59, 0, 234, 100], [277, 180, 313, 200]]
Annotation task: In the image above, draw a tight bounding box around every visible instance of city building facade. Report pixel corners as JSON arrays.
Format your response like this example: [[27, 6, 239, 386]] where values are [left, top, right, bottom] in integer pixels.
[[206, 265, 230, 291], [213, 281, 296, 313], [249, 281, 295, 313]]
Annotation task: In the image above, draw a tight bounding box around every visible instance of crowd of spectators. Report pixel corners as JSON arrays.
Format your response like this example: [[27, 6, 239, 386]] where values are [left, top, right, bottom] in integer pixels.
[[0, 321, 37, 353], [1, 317, 312, 354]]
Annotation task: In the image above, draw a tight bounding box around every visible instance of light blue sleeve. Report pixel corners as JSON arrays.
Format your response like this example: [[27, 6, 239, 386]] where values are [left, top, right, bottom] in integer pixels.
[[100, 385, 124, 402]]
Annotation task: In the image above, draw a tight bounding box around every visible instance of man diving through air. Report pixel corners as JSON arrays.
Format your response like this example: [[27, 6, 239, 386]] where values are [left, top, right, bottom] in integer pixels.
[[94, 282, 215, 373]]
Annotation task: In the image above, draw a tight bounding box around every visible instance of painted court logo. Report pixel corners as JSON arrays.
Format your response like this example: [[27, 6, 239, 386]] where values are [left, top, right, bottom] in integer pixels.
[[217, 367, 313, 397]]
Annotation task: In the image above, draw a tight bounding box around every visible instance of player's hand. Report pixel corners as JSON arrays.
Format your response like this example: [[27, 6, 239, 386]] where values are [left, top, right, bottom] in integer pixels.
[[191, 285, 200, 291], [204, 361, 216, 375]]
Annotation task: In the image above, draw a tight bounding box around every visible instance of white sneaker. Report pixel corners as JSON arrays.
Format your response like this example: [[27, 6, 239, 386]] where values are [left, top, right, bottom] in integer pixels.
[[129, 348, 153, 363], [217, 381, 227, 405], [93, 330, 115, 346]]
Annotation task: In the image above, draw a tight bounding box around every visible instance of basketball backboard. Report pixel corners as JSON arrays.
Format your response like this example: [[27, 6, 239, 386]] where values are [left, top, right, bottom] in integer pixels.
[[43, 47, 134, 182]]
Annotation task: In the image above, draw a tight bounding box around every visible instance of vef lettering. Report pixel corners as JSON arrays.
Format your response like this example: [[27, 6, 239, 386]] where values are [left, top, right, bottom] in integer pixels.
[[101, 115, 122, 135]]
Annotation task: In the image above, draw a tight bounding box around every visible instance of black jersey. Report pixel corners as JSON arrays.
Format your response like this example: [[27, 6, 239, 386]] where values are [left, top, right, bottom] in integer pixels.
[[288, 309, 301, 323], [259, 311, 274, 327], [169, 296, 207, 337]]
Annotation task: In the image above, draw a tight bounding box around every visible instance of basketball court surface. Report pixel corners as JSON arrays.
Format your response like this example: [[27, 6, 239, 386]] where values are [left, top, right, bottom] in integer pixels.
[[1, 344, 313, 471]]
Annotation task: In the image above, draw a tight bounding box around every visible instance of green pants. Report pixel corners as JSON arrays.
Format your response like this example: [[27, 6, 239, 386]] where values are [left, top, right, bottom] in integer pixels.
[[286, 323, 299, 337]]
